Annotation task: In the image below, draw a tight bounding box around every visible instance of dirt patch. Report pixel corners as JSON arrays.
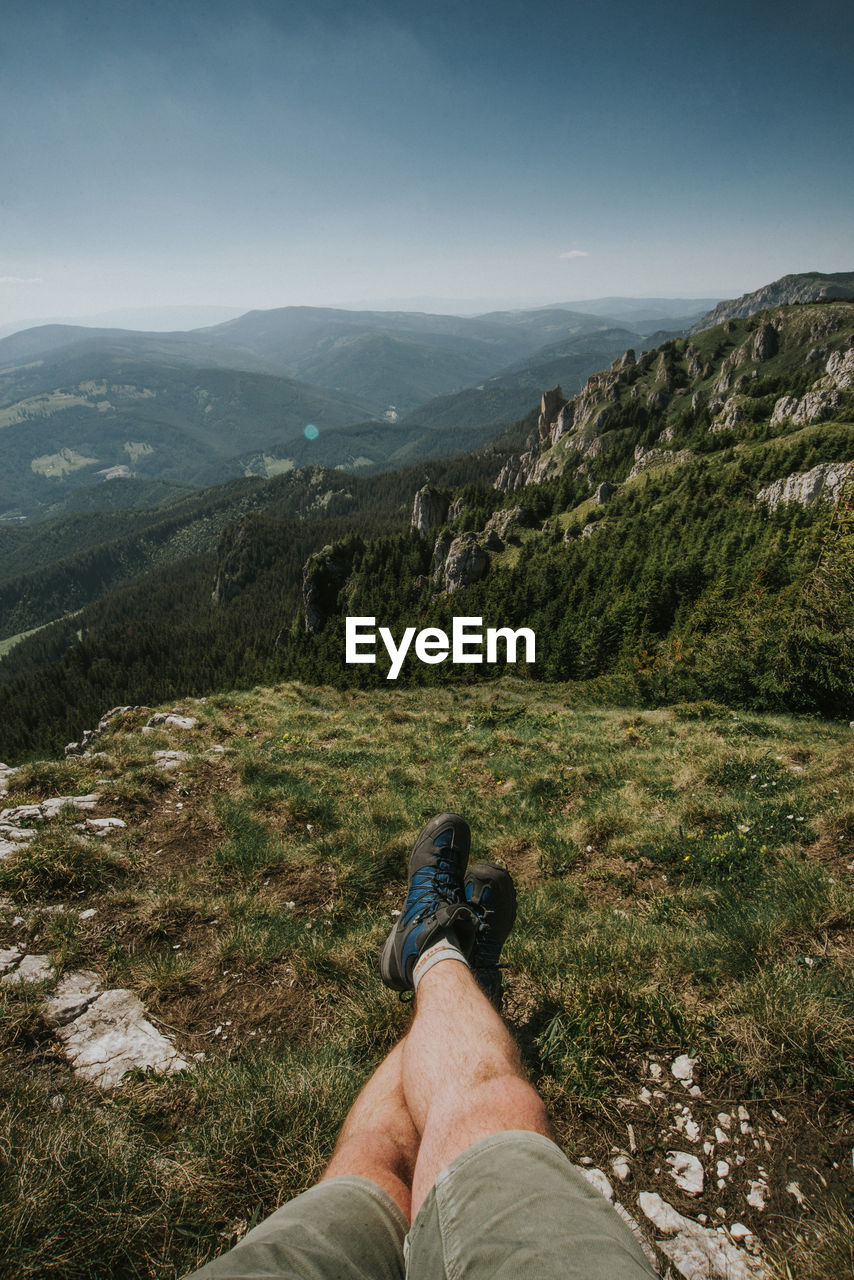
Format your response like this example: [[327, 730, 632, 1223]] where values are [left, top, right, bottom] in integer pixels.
[[257, 861, 338, 914], [147, 961, 317, 1054], [487, 837, 543, 887], [138, 814, 225, 878], [583, 850, 671, 906]]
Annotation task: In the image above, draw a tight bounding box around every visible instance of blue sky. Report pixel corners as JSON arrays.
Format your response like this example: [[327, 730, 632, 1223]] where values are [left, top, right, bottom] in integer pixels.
[[1, 0, 852, 325]]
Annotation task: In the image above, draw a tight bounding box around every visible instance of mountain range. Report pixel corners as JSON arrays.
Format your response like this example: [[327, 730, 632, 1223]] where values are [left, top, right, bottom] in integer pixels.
[[0, 271, 852, 760], [0, 298, 713, 521]]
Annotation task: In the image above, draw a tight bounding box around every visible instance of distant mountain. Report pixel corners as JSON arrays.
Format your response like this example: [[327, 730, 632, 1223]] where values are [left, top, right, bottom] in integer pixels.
[[559, 296, 720, 330], [0, 305, 640, 517], [400, 328, 640, 432], [692, 272, 854, 331], [0, 305, 246, 341], [0, 305, 630, 427], [198, 305, 624, 414], [0, 352, 376, 518]]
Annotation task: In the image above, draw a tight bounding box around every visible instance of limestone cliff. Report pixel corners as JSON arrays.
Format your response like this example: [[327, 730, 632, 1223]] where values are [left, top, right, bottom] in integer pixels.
[[494, 303, 854, 497], [692, 271, 854, 332]]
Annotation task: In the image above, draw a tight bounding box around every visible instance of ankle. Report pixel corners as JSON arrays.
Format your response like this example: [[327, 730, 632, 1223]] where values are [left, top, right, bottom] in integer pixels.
[[412, 938, 470, 990]]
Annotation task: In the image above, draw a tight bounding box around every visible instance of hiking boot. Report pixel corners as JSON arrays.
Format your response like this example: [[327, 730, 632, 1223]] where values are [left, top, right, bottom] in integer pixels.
[[465, 861, 517, 1010], [380, 813, 478, 992]]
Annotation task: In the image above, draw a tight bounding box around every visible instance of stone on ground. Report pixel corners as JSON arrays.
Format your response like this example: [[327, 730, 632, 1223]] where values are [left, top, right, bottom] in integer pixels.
[[56, 988, 190, 1089], [2, 953, 55, 984], [638, 1192, 769, 1280]]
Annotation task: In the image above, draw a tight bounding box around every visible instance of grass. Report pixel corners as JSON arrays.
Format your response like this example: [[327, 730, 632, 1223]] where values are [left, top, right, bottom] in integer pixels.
[[0, 679, 852, 1276]]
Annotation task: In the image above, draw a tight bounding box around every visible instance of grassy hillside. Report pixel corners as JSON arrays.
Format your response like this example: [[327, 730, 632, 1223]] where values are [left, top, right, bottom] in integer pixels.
[[0, 681, 851, 1277]]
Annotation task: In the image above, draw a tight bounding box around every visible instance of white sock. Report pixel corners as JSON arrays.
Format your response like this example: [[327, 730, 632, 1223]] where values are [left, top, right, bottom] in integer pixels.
[[412, 938, 469, 990]]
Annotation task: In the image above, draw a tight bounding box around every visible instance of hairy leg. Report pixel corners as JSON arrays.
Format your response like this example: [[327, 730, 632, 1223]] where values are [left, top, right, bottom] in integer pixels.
[[320, 1039, 420, 1221], [402, 958, 553, 1218]]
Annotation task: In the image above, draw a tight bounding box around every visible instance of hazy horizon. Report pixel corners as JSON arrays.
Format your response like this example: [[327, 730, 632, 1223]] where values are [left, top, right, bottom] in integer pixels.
[[2, 0, 851, 328]]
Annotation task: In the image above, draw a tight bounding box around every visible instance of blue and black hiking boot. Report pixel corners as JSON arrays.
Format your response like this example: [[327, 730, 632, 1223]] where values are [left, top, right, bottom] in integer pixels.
[[465, 861, 517, 1011], [380, 813, 478, 993]]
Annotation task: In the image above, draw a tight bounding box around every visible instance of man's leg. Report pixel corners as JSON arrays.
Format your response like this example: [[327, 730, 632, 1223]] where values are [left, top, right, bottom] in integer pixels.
[[320, 1039, 419, 1221], [402, 958, 552, 1218], [181, 1040, 415, 1279]]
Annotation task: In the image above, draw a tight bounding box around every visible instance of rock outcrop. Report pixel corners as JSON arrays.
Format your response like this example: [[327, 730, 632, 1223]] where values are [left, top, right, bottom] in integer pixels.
[[538, 386, 568, 441], [756, 462, 850, 509], [483, 506, 529, 540], [771, 389, 840, 427], [628, 447, 694, 480], [411, 485, 449, 533], [494, 453, 536, 492], [442, 533, 490, 593], [50, 983, 190, 1090], [495, 354, 643, 492], [302, 542, 357, 632], [66, 706, 136, 758], [693, 271, 854, 331]]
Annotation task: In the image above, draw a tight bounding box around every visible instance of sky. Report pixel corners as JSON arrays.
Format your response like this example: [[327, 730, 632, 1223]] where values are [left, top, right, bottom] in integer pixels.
[[1, 0, 852, 328]]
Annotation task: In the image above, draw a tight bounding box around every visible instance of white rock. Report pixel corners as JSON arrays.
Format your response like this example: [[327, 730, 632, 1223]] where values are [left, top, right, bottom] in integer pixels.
[[684, 1119, 701, 1143], [41, 794, 99, 819], [639, 1087, 653, 1104], [153, 750, 190, 769], [2, 953, 54, 984], [145, 713, 198, 731], [717, 1112, 733, 1130], [786, 1181, 805, 1206], [667, 1151, 704, 1195], [611, 1157, 632, 1182], [578, 1166, 615, 1202], [0, 825, 38, 842], [44, 970, 102, 1024], [648, 1061, 663, 1081], [730, 1223, 753, 1244], [638, 1191, 686, 1234], [85, 817, 126, 832], [0, 840, 19, 860], [717, 1160, 731, 1179], [746, 1179, 768, 1211], [637, 1192, 769, 1279], [714, 1127, 730, 1145], [79, 908, 97, 920], [56, 988, 190, 1089], [671, 1054, 698, 1085], [0, 945, 23, 974], [0, 804, 44, 825], [825, 347, 854, 389]]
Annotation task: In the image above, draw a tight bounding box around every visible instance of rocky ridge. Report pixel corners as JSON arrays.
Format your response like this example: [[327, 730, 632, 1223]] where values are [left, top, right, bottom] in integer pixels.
[[692, 271, 854, 332], [493, 303, 854, 506]]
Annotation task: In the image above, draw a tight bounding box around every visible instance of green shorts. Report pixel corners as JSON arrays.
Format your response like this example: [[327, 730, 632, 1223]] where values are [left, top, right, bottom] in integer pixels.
[[183, 1130, 657, 1280]]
